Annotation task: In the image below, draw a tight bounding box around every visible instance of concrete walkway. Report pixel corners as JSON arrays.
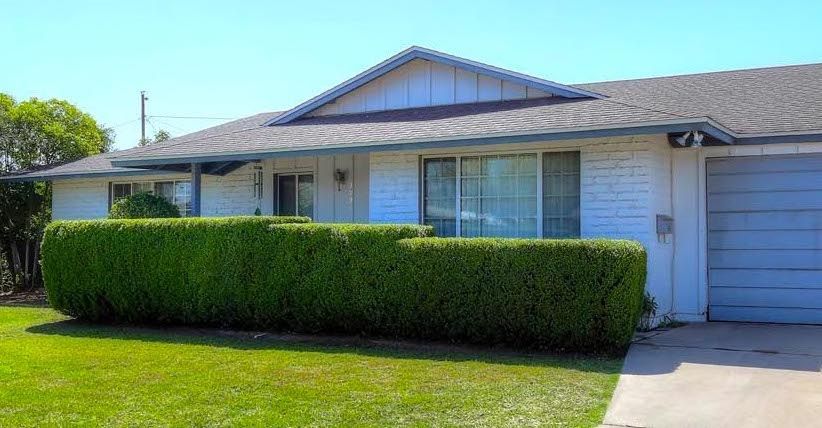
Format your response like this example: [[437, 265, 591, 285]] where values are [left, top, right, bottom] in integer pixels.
[[602, 322, 822, 428]]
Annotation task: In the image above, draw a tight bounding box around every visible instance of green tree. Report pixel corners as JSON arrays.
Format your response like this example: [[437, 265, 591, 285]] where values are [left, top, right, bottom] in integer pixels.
[[0, 94, 112, 291], [138, 129, 171, 147]]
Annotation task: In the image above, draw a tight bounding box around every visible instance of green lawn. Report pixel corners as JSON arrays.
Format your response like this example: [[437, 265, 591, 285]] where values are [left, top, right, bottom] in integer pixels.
[[0, 306, 621, 427]]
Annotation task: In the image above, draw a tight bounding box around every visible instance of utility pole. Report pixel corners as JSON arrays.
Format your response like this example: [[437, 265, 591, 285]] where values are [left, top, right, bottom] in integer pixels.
[[140, 91, 148, 141]]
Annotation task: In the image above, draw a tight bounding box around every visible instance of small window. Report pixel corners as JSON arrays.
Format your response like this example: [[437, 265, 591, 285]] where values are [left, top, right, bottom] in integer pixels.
[[132, 182, 153, 194], [275, 174, 314, 218], [422, 158, 457, 237], [542, 151, 580, 238], [174, 181, 192, 217], [109, 180, 192, 217], [112, 183, 132, 201], [154, 181, 175, 201]]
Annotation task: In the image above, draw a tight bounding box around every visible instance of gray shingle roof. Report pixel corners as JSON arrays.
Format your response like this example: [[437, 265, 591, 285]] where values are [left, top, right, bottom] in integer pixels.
[[5, 62, 822, 181], [0, 111, 278, 180], [576, 63, 822, 135], [113, 97, 683, 162]]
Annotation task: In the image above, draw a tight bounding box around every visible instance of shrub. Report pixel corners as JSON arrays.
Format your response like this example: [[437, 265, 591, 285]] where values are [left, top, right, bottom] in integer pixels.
[[41, 217, 646, 353], [389, 238, 646, 352], [108, 192, 180, 219]]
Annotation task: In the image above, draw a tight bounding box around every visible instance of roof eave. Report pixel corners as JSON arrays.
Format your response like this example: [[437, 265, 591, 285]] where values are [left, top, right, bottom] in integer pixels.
[[111, 117, 735, 168], [0, 168, 161, 183]]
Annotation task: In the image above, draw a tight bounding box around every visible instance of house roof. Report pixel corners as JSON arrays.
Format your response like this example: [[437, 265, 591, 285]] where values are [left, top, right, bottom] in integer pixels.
[[0, 111, 277, 181], [576, 62, 822, 135], [4, 52, 822, 181], [110, 97, 733, 167]]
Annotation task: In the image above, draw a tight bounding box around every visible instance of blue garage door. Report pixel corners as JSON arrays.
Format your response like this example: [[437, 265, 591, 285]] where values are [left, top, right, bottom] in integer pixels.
[[707, 154, 822, 324]]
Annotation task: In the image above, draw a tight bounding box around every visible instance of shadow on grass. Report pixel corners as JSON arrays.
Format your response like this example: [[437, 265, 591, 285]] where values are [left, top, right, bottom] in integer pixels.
[[26, 318, 622, 373]]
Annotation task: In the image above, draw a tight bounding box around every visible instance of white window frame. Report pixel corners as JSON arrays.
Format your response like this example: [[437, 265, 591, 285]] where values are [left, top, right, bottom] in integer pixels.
[[420, 148, 581, 238], [109, 179, 192, 216], [273, 171, 316, 218]]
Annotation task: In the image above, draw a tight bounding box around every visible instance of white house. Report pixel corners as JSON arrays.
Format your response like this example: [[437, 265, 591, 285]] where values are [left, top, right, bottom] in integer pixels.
[[5, 46, 822, 325]]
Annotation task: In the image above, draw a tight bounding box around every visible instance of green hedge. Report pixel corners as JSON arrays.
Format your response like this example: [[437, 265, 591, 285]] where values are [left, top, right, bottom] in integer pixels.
[[108, 192, 180, 219], [41, 217, 646, 353]]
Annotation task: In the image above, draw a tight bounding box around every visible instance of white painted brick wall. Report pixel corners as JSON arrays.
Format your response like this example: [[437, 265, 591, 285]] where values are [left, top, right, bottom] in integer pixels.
[[580, 141, 658, 244], [369, 152, 419, 223], [52, 166, 260, 220], [202, 164, 260, 216]]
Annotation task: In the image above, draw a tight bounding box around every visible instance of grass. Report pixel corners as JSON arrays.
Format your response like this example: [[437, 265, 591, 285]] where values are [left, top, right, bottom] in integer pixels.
[[0, 306, 622, 427]]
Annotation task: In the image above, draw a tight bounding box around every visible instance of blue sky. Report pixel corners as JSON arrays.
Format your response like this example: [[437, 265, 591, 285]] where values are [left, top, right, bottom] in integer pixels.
[[2, 0, 821, 150]]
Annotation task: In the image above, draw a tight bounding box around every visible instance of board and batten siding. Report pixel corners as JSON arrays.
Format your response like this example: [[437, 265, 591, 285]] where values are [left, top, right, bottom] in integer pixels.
[[307, 59, 553, 117]]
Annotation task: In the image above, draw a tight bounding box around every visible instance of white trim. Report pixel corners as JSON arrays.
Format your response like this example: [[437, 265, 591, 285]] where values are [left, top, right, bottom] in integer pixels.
[[454, 156, 462, 235], [703, 140, 822, 158], [697, 149, 708, 317], [536, 153, 544, 238]]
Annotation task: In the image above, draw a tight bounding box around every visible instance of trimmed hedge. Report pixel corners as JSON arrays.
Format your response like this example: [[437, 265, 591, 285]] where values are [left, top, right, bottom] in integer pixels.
[[109, 192, 180, 219], [41, 217, 646, 353]]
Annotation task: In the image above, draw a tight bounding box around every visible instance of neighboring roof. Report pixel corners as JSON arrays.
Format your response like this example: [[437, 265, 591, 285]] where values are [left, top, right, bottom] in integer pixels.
[[265, 46, 605, 125], [4, 55, 822, 181]]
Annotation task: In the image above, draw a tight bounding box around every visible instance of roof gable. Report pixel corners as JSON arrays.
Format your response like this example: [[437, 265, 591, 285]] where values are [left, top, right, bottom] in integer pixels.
[[265, 46, 605, 125]]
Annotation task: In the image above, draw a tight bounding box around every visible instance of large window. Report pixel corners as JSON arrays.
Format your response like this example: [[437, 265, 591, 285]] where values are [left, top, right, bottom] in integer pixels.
[[110, 180, 192, 216], [422, 151, 580, 238], [275, 173, 314, 218]]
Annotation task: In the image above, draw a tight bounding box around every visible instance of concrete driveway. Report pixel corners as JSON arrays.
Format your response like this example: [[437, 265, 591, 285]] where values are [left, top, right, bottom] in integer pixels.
[[602, 322, 822, 428]]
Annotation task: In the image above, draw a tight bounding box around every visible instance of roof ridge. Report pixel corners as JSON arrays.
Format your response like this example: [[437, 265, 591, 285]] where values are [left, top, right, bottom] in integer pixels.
[[574, 62, 822, 86]]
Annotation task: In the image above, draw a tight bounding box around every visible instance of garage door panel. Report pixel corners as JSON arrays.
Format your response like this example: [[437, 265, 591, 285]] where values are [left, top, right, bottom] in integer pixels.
[[711, 269, 822, 289], [710, 306, 822, 324], [708, 154, 822, 324], [709, 230, 822, 249], [707, 156, 822, 174], [711, 287, 822, 308], [707, 170, 822, 193], [709, 211, 822, 231], [708, 190, 822, 212], [709, 249, 822, 269]]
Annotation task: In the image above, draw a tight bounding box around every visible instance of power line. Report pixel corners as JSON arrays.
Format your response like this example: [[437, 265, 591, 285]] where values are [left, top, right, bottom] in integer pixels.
[[151, 118, 186, 133], [148, 115, 237, 120], [145, 117, 158, 134], [109, 118, 141, 129]]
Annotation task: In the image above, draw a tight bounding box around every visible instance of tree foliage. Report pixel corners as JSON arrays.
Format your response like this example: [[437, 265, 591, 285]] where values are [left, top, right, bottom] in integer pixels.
[[138, 129, 171, 147], [0, 93, 112, 291]]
